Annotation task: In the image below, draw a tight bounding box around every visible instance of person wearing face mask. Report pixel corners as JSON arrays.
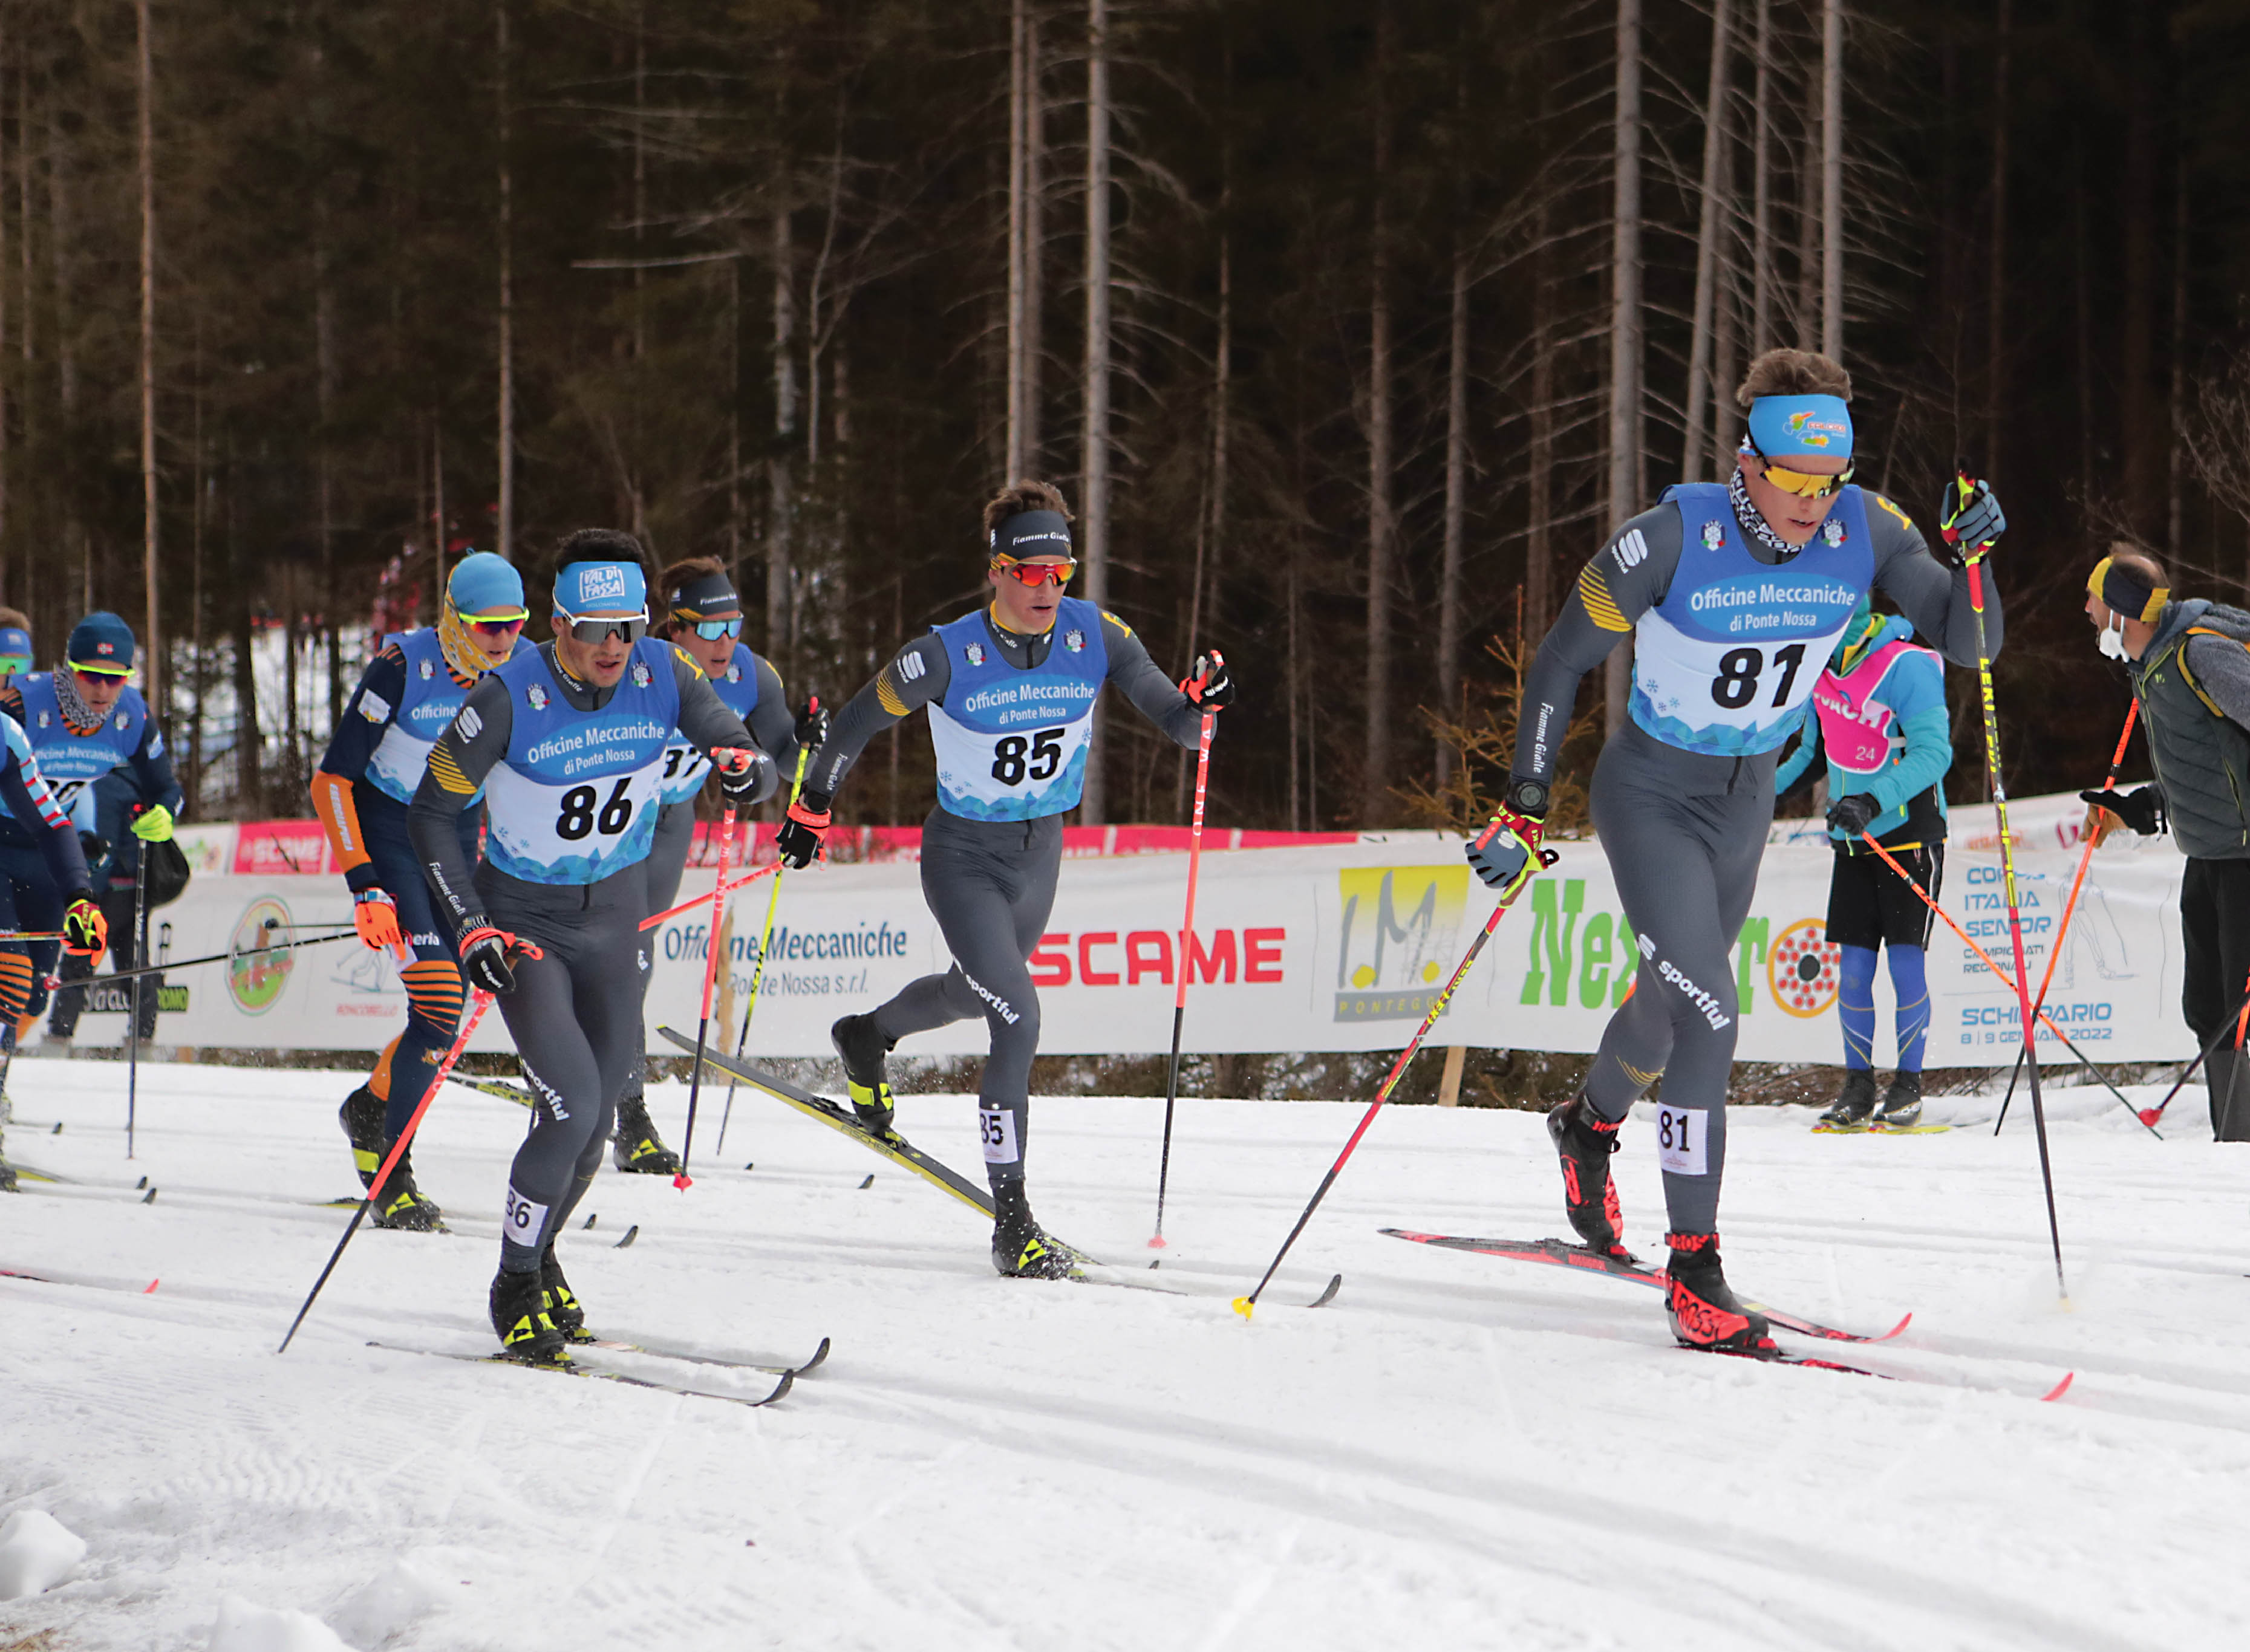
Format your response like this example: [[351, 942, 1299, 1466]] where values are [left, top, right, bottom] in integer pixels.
[[1773, 596, 1954, 1130], [2077, 547, 2250, 1140], [1465, 347, 2006, 1354]]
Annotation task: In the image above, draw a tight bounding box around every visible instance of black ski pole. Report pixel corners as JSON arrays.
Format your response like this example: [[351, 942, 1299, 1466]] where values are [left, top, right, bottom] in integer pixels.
[[1151, 675, 1218, 1248], [126, 842, 149, 1159], [87, 926, 355, 986], [2136, 969, 2250, 1127]]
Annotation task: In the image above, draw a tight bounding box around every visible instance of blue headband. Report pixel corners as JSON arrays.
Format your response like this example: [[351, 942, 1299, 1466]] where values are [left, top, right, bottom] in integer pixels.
[[555, 559, 647, 615], [1746, 394, 1854, 459], [0, 627, 29, 664], [449, 551, 528, 619]]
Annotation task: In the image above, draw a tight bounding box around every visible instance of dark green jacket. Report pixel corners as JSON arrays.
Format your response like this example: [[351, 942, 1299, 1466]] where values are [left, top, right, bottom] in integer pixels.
[[2134, 599, 2250, 860]]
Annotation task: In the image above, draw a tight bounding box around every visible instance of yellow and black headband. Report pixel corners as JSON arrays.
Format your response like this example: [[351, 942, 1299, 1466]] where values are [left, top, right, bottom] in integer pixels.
[[2087, 556, 2168, 625]]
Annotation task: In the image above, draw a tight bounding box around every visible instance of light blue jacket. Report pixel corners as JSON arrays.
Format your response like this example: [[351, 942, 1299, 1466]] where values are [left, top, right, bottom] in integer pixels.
[[1775, 614, 1953, 844]]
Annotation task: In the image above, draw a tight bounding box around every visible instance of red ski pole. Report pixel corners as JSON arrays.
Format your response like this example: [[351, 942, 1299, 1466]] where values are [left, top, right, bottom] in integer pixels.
[[673, 804, 738, 1188], [1150, 656, 1221, 1247]]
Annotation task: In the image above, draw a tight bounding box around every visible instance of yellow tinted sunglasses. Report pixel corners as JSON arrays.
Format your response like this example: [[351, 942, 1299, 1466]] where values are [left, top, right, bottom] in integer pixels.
[[1754, 452, 1856, 499]]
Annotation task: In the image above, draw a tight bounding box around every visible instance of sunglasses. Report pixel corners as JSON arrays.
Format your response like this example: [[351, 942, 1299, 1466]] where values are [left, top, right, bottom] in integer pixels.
[[680, 617, 745, 641], [1753, 450, 1856, 499], [553, 608, 649, 645], [992, 557, 1076, 588], [70, 665, 131, 683], [0, 657, 28, 677], [466, 615, 527, 639]]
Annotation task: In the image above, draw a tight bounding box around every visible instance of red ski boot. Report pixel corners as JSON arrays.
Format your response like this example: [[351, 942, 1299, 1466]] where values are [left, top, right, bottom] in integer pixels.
[[1663, 1232, 1774, 1353], [1547, 1095, 1629, 1257]]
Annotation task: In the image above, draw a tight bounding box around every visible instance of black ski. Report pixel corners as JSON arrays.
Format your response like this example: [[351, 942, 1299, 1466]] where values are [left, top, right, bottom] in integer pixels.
[[575, 1333, 831, 1377], [367, 1340, 792, 1406]]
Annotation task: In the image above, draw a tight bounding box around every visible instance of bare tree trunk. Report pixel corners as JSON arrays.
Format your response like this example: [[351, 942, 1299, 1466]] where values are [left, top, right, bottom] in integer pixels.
[[495, 0, 515, 558], [1752, 0, 1774, 354], [316, 197, 338, 724], [48, 93, 84, 614], [2073, 134, 2095, 512], [1364, 8, 1395, 811], [0, 10, 10, 602], [1984, 0, 2010, 472], [1526, 186, 1556, 636], [189, 328, 204, 813], [1712, 224, 1741, 468], [1437, 230, 1467, 787], [727, 259, 743, 583], [1079, 0, 1111, 823], [768, 206, 797, 663], [1005, 0, 1028, 480], [1605, 0, 1643, 737], [628, 1, 647, 542], [1023, 6, 1043, 469], [1821, 0, 1843, 359], [1682, 0, 1733, 482], [2121, 2, 2159, 525], [2169, 151, 2189, 560], [16, 56, 31, 631], [139, 0, 159, 711], [1795, 62, 1818, 353], [432, 420, 446, 608]]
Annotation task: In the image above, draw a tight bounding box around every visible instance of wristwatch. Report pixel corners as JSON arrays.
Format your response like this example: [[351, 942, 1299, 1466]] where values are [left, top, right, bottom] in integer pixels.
[[1505, 776, 1550, 817]]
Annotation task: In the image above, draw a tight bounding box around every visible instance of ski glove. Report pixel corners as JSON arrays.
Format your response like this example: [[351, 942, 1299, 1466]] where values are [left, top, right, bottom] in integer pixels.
[[1826, 792, 1882, 838], [712, 746, 777, 807], [1464, 803, 1557, 905], [1937, 475, 2006, 564], [2081, 783, 2165, 837], [1181, 649, 1234, 711], [457, 923, 534, 995], [129, 803, 175, 844], [794, 696, 830, 752], [777, 799, 832, 870], [354, 888, 406, 954], [62, 894, 108, 959]]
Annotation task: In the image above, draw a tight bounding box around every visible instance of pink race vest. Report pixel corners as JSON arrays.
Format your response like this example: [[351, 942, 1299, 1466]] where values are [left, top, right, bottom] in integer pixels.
[[1810, 638, 1929, 777]]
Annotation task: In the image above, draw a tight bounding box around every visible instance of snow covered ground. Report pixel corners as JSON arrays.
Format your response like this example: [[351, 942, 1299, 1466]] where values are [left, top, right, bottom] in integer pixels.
[[3, 1058, 2248, 1651]]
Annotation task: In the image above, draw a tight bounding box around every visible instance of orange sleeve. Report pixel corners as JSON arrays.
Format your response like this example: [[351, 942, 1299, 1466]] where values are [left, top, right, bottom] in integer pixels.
[[310, 771, 374, 877]]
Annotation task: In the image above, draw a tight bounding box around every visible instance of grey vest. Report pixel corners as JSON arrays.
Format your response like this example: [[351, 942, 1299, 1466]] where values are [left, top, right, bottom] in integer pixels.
[[2135, 599, 2250, 860]]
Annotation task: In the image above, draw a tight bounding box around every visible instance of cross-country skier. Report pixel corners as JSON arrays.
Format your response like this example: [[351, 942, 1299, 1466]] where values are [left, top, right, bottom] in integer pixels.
[[607, 556, 819, 1177], [2076, 546, 2250, 1139], [0, 614, 178, 1056], [410, 530, 777, 1362], [0, 717, 107, 1191], [310, 554, 534, 1229], [0, 609, 30, 688], [1774, 596, 1954, 1129], [781, 480, 1227, 1278], [1465, 349, 2006, 1353]]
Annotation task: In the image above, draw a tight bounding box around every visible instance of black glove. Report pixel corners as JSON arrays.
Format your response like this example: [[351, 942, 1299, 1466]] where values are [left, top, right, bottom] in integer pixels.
[[794, 696, 830, 751], [1181, 650, 1234, 711], [777, 796, 831, 870], [1937, 475, 2006, 564], [716, 747, 776, 806], [2081, 784, 2165, 836], [458, 924, 518, 995], [1825, 793, 1882, 837]]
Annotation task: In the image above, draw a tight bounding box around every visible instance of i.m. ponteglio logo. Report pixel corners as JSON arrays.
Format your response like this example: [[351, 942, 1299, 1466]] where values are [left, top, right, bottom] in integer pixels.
[[227, 896, 297, 1015]]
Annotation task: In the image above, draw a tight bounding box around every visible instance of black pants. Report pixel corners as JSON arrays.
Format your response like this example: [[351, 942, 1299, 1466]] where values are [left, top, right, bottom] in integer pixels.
[[2181, 856, 2250, 1141], [48, 886, 161, 1042]]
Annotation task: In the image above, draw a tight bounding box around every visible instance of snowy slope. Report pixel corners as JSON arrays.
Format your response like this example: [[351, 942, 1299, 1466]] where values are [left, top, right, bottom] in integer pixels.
[[2, 1059, 2247, 1651]]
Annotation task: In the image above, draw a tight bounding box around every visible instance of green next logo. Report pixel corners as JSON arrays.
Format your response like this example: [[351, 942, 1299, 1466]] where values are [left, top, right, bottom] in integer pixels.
[[1520, 878, 1772, 1015]]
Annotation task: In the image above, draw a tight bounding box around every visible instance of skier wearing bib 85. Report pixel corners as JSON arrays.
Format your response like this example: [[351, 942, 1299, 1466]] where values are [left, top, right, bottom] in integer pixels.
[[1466, 349, 2007, 1353], [781, 480, 1228, 1279], [410, 530, 778, 1362]]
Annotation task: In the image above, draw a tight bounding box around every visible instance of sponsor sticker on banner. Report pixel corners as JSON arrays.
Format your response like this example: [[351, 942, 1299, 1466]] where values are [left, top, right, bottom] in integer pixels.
[[1334, 865, 1467, 1021], [227, 897, 297, 1015]]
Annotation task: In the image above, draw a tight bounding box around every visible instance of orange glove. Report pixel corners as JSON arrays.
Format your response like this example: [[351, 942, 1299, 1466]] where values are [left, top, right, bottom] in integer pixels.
[[354, 888, 406, 954]]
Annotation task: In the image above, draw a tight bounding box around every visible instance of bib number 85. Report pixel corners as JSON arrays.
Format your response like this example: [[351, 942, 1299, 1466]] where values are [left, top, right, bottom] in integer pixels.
[[1710, 642, 1808, 711], [556, 776, 638, 841], [990, 727, 1066, 787]]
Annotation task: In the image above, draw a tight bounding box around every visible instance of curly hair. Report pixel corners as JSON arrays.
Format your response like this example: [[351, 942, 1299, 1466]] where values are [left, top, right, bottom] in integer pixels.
[[981, 480, 1073, 537], [1735, 348, 1853, 409]]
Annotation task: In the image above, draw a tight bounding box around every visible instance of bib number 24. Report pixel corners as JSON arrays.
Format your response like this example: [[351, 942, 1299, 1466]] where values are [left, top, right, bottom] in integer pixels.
[[556, 776, 638, 841], [990, 727, 1066, 787], [1710, 642, 1808, 711]]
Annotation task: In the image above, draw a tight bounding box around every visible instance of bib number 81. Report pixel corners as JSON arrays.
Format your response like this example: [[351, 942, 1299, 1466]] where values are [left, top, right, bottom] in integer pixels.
[[990, 727, 1066, 787], [1710, 642, 1808, 711], [556, 776, 638, 841]]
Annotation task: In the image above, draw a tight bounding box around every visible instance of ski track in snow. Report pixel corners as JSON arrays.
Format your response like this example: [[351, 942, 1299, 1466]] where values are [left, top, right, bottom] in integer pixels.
[[2, 1062, 2248, 1649]]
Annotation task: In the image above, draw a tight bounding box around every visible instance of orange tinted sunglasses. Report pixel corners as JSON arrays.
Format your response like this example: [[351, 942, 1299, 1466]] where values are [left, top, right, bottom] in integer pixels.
[[991, 556, 1076, 588]]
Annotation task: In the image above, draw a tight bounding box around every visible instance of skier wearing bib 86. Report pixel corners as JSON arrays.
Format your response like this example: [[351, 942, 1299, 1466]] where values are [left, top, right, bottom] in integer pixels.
[[1466, 349, 2006, 1353], [1774, 596, 1954, 1130], [782, 480, 1227, 1279], [410, 530, 778, 1362]]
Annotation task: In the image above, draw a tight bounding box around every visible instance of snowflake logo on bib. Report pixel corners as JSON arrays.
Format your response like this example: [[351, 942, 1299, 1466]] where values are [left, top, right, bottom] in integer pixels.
[[1701, 520, 1725, 550], [420, 658, 436, 680], [526, 682, 549, 712], [631, 660, 653, 688], [726, 664, 741, 683], [1064, 628, 1085, 653], [1822, 519, 1847, 547], [965, 641, 986, 668], [36, 711, 48, 729], [115, 712, 129, 730]]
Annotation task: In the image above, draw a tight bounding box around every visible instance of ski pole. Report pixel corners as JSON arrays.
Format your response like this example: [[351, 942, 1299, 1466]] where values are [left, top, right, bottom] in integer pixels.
[[1995, 700, 2138, 1136], [1854, 832, 2156, 1137], [278, 987, 498, 1354], [1151, 659, 1221, 1247], [638, 860, 779, 930], [717, 723, 817, 1159], [1234, 851, 1555, 1321], [1942, 484, 2068, 1301], [2133, 968, 2250, 1125], [673, 805, 738, 1189], [126, 841, 150, 1160], [83, 926, 356, 987]]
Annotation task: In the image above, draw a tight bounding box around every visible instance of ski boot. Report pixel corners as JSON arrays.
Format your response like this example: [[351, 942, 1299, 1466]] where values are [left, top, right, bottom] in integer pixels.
[[1873, 1070, 1923, 1130], [541, 1245, 590, 1343], [990, 1182, 1081, 1280], [339, 1085, 446, 1231], [1816, 1068, 1877, 1131], [1662, 1232, 1773, 1353], [830, 1012, 897, 1135], [1547, 1095, 1629, 1257], [490, 1267, 569, 1364], [611, 1090, 683, 1176]]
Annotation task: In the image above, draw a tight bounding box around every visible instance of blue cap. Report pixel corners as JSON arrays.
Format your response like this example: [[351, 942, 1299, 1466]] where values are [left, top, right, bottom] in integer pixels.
[[67, 611, 135, 675], [555, 559, 647, 615], [0, 626, 30, 669], [1746, 394, 1854, 460], [447, 552, 528, 619]]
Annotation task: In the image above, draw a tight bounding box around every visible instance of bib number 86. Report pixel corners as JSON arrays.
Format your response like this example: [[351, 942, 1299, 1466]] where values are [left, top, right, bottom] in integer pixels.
[[1710, 642, 1808, 711], [556, 776, 638, 841], [990, 727, 1066, 787]]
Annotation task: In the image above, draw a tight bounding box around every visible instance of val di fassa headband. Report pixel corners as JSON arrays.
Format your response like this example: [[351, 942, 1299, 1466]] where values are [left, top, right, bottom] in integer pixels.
[[556, 559, 648, 614]]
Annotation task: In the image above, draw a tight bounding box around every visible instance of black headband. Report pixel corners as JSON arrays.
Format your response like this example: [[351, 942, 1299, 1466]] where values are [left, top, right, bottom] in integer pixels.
[[2087, 556, 2169, 626], [667, 571, 741, 617], [990, 510, 1073, 561]]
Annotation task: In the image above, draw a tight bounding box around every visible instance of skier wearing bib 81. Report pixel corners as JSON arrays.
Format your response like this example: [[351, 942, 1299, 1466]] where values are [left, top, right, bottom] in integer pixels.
[[409, 530, 778, 1362], [1466, 348, 2007, 1354], [781, 480, 1228, 1279]]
